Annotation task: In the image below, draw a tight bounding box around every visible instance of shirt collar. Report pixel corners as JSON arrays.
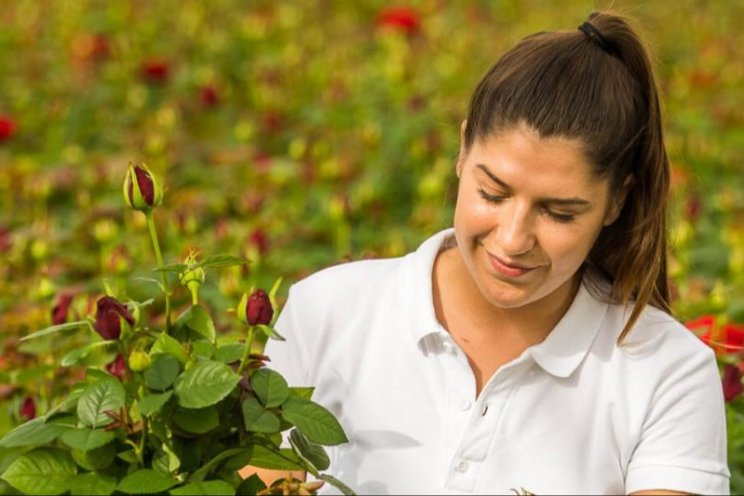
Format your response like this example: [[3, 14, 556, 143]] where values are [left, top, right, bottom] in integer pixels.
[[528, 280, 609, 378], [404, 228, 609, 378]]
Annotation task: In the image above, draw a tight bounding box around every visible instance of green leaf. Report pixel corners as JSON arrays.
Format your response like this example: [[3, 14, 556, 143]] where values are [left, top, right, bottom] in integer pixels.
[[174, 305, 216, 343], [226, 444, 303, 471], [317, 474, 357, 496], [144, 354, 181, 391], [61, 428, 114, 452], [140, 391, 174, 416], [251, 368, 290, 408], [151, 332, 187, 364], [1, 447, 77, 495], [71, 443, 116, 471], [195, 254, 250, 269], [170, 480, 235, 495], [20, 320, 91, 342], [174, 360, 240, 409], [77, 377, 125, 428], [215, 343, 246, 364], [236, 474, 267, 496], [152, 444, 181, 475], [173, 407, 219, 434], [242, 397, 281, 433], [257, 324, 286, 341], [191, 340, 214, 359], [117, 469, 177, 494], [154, 263, 188, 273], [289, 387, 315, 401], [281, 397, 348, 446], [187, 448, 245, 482], [69, 472, 117, 496], [289, 429, 330, 471], [0, 418, 70, 448], [61, 340, 116, 367]]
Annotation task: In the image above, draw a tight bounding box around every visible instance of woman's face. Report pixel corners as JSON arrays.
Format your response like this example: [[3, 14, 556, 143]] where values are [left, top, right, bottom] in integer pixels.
[[453, 124, 622, 311]]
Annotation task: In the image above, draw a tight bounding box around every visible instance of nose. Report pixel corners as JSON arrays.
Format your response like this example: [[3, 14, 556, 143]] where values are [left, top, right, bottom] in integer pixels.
[[495, 202, 536, 256]]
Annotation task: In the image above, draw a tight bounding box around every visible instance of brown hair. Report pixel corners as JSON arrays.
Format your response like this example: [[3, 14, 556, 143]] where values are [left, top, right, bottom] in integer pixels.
[[463, 11, 671, 343]]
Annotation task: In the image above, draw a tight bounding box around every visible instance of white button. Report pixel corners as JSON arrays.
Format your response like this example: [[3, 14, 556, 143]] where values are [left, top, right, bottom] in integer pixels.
[[458, 399, 472, 411], [441, 339, 453, 351], [455, 460, 469, 473]]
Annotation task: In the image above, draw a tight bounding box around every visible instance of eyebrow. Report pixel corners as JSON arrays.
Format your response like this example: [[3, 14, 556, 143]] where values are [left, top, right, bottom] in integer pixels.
[[475, 163, 592, 207]]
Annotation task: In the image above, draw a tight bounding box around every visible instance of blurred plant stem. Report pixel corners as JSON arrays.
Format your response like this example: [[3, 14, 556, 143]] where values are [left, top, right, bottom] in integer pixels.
[[145, 210, 171, 332]]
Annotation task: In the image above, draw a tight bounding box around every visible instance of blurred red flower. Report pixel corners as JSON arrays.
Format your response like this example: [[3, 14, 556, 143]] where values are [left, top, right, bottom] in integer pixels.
[[686, 315, 744, 355], [51, 293, 75, 326], [0, 114, 16, 142], [0, 226, 11, 253], [106, 354, 128, 379], [249, 228, 269, 256], [200, 85, 220, 107], [377, 6, 421, 36], [722, 364, 743, 402], [19, 396, 36, 421], [141, 59, 169, 83]]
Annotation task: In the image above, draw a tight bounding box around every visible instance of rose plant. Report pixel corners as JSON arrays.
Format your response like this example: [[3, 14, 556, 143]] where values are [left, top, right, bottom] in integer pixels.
[[0, 163, 354, 496]]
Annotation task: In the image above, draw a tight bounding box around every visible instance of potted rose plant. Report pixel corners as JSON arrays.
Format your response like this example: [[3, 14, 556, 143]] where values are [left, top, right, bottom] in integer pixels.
[[0, 163, 353, 496]]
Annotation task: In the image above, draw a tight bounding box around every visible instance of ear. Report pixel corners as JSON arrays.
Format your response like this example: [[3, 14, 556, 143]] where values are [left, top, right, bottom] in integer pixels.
[[456, 119, 468, 178], [603, 175, 633, 226]]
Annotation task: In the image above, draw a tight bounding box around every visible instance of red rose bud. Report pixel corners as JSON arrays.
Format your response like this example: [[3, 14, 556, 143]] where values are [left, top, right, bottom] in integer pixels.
[[141, 59, 169, 83], [238, 289, 274, 326], [199, 85, 220, 107], [722, 364, 743, 402], [51, 293, 75, 325], [123, 162, 163, 211], [0, 114, 16, 142], [93, 296, 135, 340], [19, 396, 36, 421], [106, 354, 128, 379], [376, 6, 421, 36]]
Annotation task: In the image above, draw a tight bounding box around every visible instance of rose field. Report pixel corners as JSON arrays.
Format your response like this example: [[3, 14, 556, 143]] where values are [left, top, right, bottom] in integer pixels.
[[0, 0, 743, 494]]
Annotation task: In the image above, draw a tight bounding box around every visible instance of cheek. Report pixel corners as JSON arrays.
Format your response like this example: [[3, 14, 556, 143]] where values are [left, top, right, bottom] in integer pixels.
[[541, 222, 604, 268]]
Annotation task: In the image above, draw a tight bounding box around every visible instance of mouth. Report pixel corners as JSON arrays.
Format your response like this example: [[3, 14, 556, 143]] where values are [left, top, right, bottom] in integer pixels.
[[487, 253, 541, 278]]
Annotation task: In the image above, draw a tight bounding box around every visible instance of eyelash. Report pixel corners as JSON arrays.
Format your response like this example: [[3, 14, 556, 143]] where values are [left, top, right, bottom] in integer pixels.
[[476, 188, 576, 224]]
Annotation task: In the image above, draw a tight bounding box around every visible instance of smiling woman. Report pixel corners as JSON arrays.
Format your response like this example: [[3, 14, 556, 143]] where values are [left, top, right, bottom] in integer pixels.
[[259, 10, 730, 496]]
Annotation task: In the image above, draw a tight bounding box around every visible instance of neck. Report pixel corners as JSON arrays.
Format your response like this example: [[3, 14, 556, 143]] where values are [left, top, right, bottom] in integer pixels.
[[434, 246, 580, 346]]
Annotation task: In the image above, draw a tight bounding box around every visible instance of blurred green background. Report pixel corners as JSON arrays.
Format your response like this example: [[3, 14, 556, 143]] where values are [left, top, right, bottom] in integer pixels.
[[0, 0, 743, 491]]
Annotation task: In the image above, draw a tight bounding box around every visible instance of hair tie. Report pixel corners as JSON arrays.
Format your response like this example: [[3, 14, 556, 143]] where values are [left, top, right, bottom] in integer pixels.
[[578, 21, 614, 55]]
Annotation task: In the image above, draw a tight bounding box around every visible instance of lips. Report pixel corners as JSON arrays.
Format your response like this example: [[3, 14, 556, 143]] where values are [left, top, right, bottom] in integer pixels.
[[488, 253, 539, 278]]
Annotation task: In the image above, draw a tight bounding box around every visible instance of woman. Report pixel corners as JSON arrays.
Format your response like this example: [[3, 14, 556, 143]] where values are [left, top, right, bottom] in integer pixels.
[[260, 11, 730, 495]]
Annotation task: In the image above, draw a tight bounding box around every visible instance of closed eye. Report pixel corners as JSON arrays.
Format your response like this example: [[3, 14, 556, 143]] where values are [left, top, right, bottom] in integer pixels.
[[477, 188, 505, 203]]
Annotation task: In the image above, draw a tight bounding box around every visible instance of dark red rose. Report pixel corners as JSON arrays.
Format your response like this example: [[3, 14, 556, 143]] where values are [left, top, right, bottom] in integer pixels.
[[127, 164, 156, 206], [0, 114, 16, 142], [141, 59, 169, 83], [200, 85, 219, 107], [245, 289, 273, 326], [723, 364, 743, 402], [19, 396, 36, 421], [106, 354, 128, 379], [93, 296, 135, 340], [376, 6, 420, 36], [249, 228, 269, 256], [51, 293, 75, 325]]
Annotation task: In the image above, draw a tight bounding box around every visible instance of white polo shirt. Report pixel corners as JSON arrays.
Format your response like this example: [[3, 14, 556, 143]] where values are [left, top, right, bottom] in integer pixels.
[[267, 229, 730, 495]]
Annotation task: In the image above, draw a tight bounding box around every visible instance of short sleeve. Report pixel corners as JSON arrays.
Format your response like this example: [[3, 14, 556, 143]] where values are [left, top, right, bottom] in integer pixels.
[[625, 346, 730, 495], [264, 284, 311, 388]]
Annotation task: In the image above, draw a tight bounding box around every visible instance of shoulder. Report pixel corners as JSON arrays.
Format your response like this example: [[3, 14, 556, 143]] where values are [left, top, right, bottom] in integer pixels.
[[284, 254, 411, 322], [617, 304, 714, 363]]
